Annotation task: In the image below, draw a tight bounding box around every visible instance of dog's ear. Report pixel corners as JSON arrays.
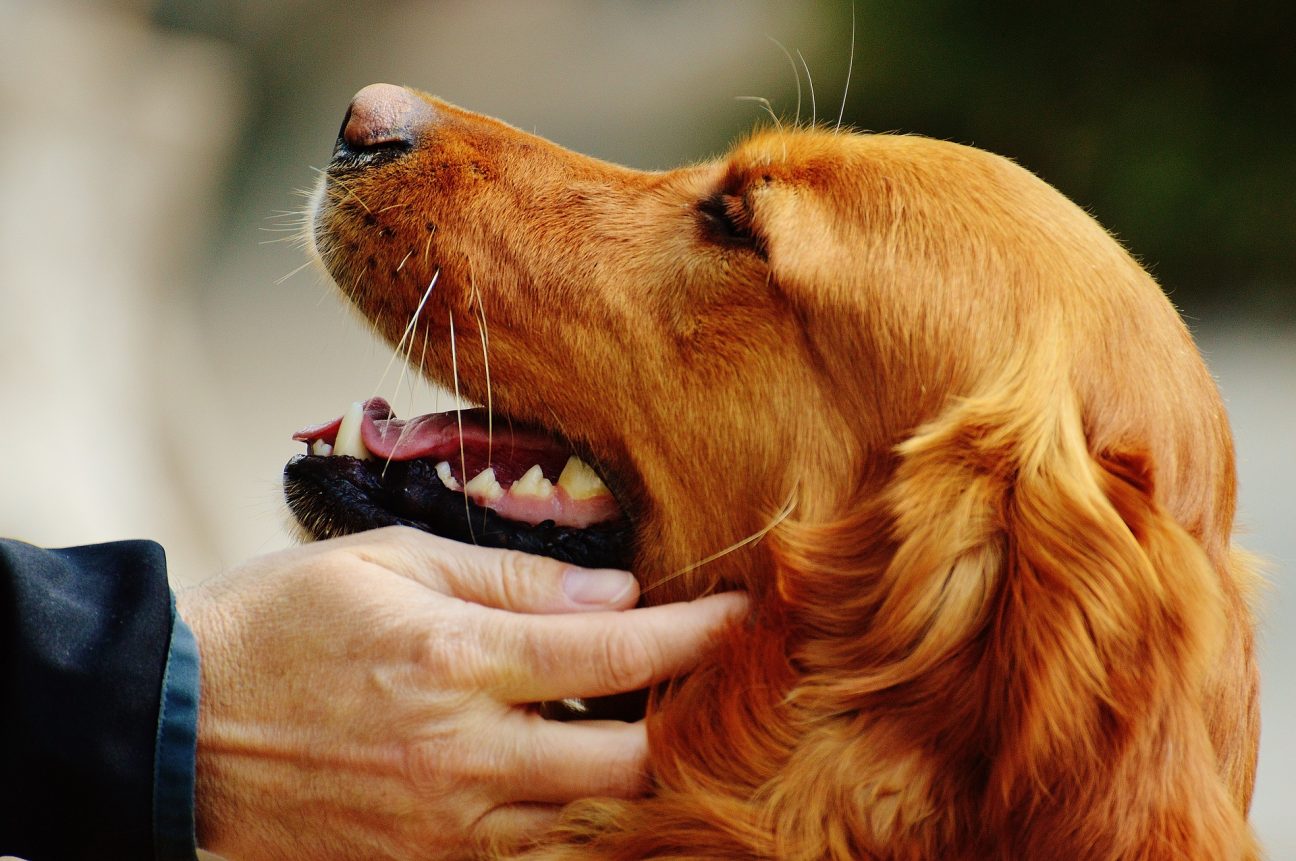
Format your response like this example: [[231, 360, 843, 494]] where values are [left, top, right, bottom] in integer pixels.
[[765, 386, 1256, 857]]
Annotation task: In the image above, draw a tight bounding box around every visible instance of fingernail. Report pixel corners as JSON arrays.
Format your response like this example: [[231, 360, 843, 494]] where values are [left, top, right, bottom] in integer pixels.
[[563, 568, 635, 605]]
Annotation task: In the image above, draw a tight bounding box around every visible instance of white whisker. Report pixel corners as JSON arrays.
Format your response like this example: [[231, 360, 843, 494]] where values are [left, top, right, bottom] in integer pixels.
[[448, 307, 477, 544], [375, 270, 440, 399], [836, 4, 857, 133], [643, 493, 797, 594], [378, 271, 440, 473], [768, 36, 803, 126], [312, 167, 372, 214], [797, 50, 817, 126], [735, 96, 782, 131], [274, 259, 314, 285], [418, 324, 431, 397], [471, 283, 493, 468]]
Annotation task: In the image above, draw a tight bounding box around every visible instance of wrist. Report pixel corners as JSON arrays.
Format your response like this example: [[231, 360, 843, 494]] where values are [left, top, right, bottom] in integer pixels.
[[153, 596, 201, 860]]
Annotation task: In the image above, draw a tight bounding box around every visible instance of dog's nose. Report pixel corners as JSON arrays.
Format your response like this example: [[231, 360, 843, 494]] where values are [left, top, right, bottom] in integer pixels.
[[334, 83, 426, 160]]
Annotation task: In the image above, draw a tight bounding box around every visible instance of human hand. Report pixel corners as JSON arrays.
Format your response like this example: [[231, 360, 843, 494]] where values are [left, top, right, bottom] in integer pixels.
[[176, 526, 746, 860]]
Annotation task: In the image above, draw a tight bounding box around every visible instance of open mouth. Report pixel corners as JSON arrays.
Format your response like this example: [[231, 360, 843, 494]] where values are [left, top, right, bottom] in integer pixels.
[[283, 398, 634, 570]]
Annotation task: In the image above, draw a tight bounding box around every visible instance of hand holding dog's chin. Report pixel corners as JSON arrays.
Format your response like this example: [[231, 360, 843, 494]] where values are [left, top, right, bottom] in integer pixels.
[[175, 525, 747, 860]]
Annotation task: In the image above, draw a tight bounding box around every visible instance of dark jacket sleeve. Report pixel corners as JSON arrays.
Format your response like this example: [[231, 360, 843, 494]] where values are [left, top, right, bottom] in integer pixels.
[[0, 538, 183, 859]]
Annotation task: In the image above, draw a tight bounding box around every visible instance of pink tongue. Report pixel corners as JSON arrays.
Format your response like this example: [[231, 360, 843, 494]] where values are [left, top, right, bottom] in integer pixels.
[[293, 398, 622, 528], [293, 398, 572, 480]]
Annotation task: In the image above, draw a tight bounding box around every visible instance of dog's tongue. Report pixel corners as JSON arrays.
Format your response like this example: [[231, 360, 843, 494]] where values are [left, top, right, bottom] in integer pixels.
[[293, 398, 621, 528], [294, 398, 564, 469]]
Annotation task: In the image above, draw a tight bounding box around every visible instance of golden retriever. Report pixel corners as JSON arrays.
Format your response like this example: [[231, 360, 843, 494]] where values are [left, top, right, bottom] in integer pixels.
[[289, 83, 1260, 859]]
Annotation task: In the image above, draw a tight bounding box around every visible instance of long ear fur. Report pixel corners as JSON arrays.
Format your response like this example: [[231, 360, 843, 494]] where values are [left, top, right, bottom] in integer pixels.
[[763, 377, 1259, 859], [517, 381, 1257, 860]]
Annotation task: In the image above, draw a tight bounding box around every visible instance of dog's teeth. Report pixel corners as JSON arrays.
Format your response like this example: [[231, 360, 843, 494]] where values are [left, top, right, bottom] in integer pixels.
[[332, 402, 371, 460], [557, 456, 610, 500], [434, 461, 462, 491], [464, 467, 505, 501], [311, 440, 333, 457], [510, 464, 555, 500]]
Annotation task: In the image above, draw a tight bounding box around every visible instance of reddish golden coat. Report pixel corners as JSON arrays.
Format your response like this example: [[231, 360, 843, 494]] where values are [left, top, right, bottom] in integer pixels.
[[313, 93, 1260, 859]]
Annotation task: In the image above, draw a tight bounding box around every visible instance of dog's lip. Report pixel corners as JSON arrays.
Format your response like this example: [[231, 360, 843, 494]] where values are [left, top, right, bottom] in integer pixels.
[[292, 397, 626, 529]]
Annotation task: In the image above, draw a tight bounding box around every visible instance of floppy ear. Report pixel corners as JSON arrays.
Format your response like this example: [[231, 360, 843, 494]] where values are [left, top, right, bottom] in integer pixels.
[[762, 385, 1257, 858]]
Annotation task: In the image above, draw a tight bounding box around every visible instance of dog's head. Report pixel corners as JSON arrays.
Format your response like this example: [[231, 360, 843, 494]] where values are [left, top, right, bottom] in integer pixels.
[[286, 84, 1256, 856], [289, 83, 1233, 598]]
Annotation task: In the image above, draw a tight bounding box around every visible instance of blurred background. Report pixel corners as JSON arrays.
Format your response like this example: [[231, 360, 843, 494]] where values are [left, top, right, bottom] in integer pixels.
[[1, 0, 1291, 852]]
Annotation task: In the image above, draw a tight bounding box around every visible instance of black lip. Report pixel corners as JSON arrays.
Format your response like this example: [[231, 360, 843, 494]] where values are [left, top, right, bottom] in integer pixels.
[[283, 453, 635, 570]]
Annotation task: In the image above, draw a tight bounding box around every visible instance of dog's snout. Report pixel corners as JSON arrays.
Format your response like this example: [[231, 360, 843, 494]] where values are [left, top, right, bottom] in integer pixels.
[[333, 83, 427, 162]]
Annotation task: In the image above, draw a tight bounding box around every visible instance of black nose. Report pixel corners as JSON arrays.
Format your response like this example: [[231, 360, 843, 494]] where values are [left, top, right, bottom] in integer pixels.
[[332, 83, 428, 162]]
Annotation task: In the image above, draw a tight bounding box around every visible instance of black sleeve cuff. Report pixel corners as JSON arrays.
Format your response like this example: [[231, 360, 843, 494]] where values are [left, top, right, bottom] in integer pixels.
[[1, 539, 174, 859]]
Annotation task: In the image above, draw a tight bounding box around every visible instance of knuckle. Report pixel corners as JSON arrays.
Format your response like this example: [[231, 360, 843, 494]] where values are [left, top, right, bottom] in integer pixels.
[[597, 629, 660, 693], [304, 551, 366, 593], [401, 736, 453, 793], [398, 711, 498, 796], [412, 617, 480, 682], [400, 733, 489, 814], [493, 551, 534, 602], [489, 549, 555, 609]]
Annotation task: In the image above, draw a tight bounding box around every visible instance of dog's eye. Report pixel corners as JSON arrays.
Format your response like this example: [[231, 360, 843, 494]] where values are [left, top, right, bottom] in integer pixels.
[[697, 192, 758, 250]]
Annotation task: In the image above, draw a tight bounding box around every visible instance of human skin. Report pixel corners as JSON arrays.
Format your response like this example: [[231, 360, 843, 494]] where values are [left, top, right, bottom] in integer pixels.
[[176, 526, 747, 860]]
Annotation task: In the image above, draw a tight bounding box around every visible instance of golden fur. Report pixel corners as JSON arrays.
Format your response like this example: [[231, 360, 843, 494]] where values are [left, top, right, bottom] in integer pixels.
[[312, 91, 1260, 859]]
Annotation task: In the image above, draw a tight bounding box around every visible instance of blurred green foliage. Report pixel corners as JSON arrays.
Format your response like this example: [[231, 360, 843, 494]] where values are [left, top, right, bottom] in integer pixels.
[[828, 1, 1294, 316]]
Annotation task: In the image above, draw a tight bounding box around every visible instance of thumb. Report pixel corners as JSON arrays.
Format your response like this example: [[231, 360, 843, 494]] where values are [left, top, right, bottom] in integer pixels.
[[367, 526, 639, 613]]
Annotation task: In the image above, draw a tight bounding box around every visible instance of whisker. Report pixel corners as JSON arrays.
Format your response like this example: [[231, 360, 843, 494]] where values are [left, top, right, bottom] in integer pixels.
[[379, 271, 440, 474], [471, 283, 493, 469], [642, 493, 797, 595], [395, 249, 414, 272], [418, 323, 432, 396], [797, 50, 817, 126], [374, 270, 440, 400], [735, 96, 782, 131], [836, 4, 857, 133], [385, 318, 420, 475], [274, 259, 314, 285], [311, 166, 373, 214], [768, 36, 803, 126], [448, 307, 477, 544]]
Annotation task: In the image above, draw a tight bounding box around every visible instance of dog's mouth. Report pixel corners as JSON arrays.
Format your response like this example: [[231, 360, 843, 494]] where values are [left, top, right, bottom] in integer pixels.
[[283, 398, 635, 570]]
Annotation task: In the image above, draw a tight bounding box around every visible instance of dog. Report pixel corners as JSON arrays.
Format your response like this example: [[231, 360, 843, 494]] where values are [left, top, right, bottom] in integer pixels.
[[286, 83, 1260, 859]]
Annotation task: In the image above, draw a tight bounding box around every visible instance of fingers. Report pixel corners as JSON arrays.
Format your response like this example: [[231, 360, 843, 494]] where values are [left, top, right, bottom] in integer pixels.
[[498, 717, 649, 803], [466, 720, 647, 854], [337, 526, 640, 613], [488, 591, 749, 702]]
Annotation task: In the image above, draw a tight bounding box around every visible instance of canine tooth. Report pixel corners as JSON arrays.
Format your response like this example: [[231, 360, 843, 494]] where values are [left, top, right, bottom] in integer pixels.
[[332, 402, 371, 460], [434, 461, 461, 491], [464, 467, 505, 501], [510, 464, 554, 499], [311, 440, 333, 457], [557, 456, 610, 500]]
